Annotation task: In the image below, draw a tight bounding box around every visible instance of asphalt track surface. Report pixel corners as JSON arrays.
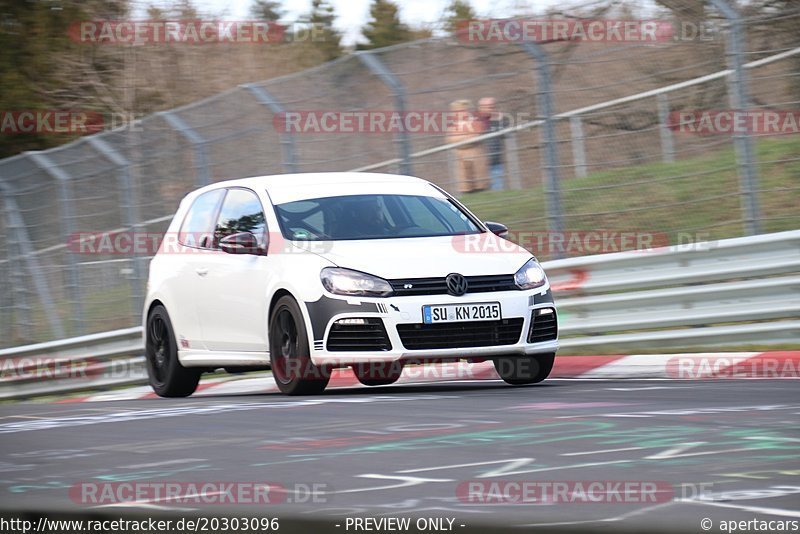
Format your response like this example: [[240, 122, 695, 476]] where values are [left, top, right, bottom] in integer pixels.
[[1, 378, 798, 532]]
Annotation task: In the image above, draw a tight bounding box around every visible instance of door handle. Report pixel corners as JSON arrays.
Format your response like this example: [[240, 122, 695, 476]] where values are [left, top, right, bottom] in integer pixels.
[[195, 268, 209, 277]]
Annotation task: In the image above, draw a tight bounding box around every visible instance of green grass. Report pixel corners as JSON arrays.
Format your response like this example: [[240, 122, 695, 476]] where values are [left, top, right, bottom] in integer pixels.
[[461, 136, 800, 259]]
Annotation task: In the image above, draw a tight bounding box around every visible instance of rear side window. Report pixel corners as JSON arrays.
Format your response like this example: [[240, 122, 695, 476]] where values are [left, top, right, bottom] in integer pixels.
[[213, 188, 267, 248], [179, 189, 224, 248]]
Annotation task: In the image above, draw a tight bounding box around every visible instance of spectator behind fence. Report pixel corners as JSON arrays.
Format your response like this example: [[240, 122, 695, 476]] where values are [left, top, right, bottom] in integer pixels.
[[445, 99, 488, 194], [479, 97, 510, 191]]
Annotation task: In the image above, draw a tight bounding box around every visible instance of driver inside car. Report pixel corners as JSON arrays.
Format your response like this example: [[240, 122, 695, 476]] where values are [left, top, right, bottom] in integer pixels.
[[332, 197, 392, 239]]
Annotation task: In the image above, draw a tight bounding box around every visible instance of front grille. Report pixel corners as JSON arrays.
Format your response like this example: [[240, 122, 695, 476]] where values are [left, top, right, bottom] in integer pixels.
[[389, 274, 518, 296], [326, 318, 392, 352], [528, 308, 558, 343], [397, 318, 524, 350]]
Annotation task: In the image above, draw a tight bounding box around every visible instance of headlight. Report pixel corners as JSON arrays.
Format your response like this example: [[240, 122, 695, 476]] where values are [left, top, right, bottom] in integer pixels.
[[320, 267, 393, 297], [514, 258, 547, 290]]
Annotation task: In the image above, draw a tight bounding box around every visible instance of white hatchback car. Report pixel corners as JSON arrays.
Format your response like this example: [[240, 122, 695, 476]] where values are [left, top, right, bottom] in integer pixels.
[[144, 172, 558, 396]]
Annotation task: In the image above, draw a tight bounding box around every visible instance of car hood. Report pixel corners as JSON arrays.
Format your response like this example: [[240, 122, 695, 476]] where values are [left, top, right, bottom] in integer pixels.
[[306, 233, 533, 279]]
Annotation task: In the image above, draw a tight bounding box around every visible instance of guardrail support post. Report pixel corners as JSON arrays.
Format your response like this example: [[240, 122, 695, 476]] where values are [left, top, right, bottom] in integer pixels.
[[569, 116, 587, 178], [708, 0, 761, 236], [521, 42, 565, 254], [242, 84, 298, 174], [1, 184, 66, 340], [657, 94, 676, 163], [27, 152, 85, 336], [87, 137, 145, 320], [159, 111, 211, 187], [357, 51, 413, 176]]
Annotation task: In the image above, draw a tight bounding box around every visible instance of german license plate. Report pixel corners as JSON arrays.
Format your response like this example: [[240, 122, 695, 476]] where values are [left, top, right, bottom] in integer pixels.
[[422, 302, 501, 324]]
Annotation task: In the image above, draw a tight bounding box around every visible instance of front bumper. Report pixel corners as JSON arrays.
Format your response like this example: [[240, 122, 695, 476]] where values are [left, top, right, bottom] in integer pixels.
[[306, 287, 558, 367]]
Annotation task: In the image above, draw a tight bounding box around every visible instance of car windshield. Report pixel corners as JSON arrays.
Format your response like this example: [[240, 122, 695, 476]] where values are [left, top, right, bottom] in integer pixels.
[[274, 194, 482, 241]]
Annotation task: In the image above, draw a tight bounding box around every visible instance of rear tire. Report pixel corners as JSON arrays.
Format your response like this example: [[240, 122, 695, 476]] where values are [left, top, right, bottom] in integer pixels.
[[353, 362, 403, 386], [269, 296, 329, 395], [494, 353, 555, 385], [145, 305, 201, 397]]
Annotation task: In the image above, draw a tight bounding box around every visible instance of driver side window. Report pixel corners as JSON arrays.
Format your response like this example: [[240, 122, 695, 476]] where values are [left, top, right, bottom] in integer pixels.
[[213, 188, 268, 249]]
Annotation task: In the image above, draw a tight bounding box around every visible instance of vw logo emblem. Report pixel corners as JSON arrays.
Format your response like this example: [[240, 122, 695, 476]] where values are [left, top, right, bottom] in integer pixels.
[[445, 273, 468, 296]]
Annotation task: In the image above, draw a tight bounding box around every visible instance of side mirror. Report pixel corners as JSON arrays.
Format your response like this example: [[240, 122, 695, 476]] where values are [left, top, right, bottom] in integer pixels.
[[219, 232, 262, 255], [485, 221, 509, 238]]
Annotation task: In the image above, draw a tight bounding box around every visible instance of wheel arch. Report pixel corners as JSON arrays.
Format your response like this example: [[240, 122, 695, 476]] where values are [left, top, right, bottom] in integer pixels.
[[143, 299, 166, 344], [267, 288, 315, 353], [146, 299, 165, 317]]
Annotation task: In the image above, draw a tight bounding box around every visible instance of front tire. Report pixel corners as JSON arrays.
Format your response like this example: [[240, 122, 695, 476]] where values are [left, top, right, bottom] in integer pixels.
[[494, 353, 555, 385], [145, 305, 201, 397], [269, 296, 329, 395]]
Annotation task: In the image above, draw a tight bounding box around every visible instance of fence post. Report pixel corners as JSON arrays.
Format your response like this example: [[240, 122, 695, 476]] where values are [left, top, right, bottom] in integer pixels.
[[27, 152, 84, 336], [504, 132, 523, 190], [242, 84, 298, 174], [0, 182, 32, 343], [656, 93, 676, 163], [708, 0, 761, 236], [5, 225, 33, 341], [569, 116, 587, 178], [357, 51, 413, 176], [446, 149, 458, 194], [159, 111, 212, 187], [1, 183, 66, 340], [521, 42, 565, 255], [87, 137, 145, 320]]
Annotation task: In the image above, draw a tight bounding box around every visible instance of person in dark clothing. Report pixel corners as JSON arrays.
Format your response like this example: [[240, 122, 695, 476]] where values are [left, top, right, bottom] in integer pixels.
[[479, 97, 510, 191]]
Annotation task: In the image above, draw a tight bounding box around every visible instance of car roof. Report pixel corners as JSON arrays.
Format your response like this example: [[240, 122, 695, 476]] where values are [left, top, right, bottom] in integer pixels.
[[188, 172, 438, 205], [200, 172, 427, 192]]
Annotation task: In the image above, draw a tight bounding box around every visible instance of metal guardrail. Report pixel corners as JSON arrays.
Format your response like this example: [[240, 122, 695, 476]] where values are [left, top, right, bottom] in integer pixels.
[[0, 230, 798, 399], [0, 327, 145, 400], [550, 230, 800, 350]]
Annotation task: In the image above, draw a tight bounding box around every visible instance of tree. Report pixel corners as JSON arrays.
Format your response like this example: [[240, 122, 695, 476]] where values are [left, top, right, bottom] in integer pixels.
[[306, 0, 342, 61], [172, 0, 200, 20], [358, 0, 414, 50], [249, 0, 283, 21], [443, 0, 476, 35], [147, 5, 165, 19], [0, 0, 130, 158], [655, 0, 705, 26]]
